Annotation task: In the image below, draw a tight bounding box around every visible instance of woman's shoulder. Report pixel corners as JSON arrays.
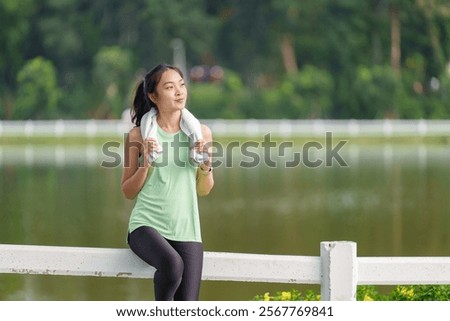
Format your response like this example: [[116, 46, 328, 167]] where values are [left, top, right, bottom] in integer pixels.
[[200, 123, 211, 135], [127, 126, 142, 142]]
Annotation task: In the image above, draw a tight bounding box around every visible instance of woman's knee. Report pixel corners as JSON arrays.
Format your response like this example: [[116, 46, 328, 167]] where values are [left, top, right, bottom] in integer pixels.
[[160, 253, 184, 285]]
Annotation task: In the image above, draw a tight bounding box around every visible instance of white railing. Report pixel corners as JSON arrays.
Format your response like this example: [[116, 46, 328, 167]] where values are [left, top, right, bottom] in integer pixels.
[[1, 119, 449, 138], [1, 242, 449, 301], [0, 119, 133, 138]]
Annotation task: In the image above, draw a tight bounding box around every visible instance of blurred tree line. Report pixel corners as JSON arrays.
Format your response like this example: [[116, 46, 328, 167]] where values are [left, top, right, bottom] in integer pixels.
[[0, 0, 449, 120]]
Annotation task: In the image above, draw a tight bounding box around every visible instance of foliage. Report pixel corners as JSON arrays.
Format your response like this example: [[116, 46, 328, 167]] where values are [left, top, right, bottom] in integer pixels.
[[254, 285, 450, 301], [0, 0, 34, 90], [279, 65, 334, 118], [13, 57, 61, 119], [358, 285, 450, 301], [93, 46, 133, 118], [1, 0, 450, 119], [189, 83, 227, 118], [142, 0, 218, 65], [189, 69, 247, 119], [353, 65, 400, 118], [252, 289, 320, 301]]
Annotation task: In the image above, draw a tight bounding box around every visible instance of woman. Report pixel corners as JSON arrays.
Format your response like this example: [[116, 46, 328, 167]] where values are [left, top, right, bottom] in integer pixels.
[[121, 63, 214, 301]]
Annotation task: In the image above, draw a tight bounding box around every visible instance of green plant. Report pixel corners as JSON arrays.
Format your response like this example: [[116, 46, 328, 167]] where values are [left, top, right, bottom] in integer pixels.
[[252, 289, 320, 301], [93, 46, 133, 118], [356, 285, 388, 301], [14, 57, 61, 119], [389, 285, 450, 301], [254, 285, 450, 301]]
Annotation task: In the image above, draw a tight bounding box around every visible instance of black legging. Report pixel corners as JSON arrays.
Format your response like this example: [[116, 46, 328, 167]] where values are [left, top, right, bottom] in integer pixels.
[[128, 226, 203, 301]]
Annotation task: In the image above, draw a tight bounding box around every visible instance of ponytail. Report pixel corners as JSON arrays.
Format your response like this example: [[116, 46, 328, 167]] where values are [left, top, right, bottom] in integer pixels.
[[131, 80, 150, 127]]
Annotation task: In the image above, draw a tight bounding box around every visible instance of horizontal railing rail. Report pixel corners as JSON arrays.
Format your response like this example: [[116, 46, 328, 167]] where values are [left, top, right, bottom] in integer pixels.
[[1, 119, 450, 138], [1, 242, 449, 300]]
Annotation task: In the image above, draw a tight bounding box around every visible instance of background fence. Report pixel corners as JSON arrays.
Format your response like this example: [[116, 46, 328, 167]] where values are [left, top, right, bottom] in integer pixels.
[[1, 119, 450, 138], [1, 242, 449, 301]]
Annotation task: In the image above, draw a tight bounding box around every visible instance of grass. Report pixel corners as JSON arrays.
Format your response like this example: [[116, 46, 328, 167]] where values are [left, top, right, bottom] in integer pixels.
[[1, 134, 449, 146]]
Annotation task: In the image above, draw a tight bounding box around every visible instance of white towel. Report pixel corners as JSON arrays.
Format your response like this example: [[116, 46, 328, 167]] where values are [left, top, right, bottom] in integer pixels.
[[180, 108, 208, 166], [140, 108, 207, 165], [140, 108, 163, 163]]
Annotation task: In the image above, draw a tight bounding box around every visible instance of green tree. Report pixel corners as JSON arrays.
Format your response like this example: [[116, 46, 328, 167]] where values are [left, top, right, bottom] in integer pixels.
[[1, 0, 450, 119], [353, 65, 401, 118], [0, 0, 35, 118], [141, 0, 218, 66], [260, 65, 334, 119], [0, 0, 34, 81], [189, 69, 246, 119], [93, 46, 133, 118], [13, 57, 61, 119]]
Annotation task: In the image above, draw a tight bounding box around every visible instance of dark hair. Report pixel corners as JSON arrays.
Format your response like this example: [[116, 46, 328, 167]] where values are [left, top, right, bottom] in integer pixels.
[[131, 63, 184, 127]]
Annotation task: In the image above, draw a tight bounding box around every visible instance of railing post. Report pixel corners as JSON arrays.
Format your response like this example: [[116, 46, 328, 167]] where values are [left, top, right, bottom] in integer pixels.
[[320, 241, 357, 301]]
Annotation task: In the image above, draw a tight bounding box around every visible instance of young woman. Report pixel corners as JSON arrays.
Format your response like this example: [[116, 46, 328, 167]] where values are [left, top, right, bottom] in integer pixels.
[[121, 63, 214, 300]]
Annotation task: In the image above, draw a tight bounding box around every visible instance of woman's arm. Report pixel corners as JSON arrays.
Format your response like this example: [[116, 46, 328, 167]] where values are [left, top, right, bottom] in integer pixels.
[[121, 127, 156, 199], [196, 124, 214, 196]]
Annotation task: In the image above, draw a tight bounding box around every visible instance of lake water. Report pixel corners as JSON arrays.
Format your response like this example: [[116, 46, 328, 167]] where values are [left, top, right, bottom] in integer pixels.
[[0, 141, 449, 300]]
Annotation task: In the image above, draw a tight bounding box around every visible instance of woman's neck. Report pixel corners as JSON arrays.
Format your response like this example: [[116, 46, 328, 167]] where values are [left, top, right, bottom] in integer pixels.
[[156, 110, 181, 133]]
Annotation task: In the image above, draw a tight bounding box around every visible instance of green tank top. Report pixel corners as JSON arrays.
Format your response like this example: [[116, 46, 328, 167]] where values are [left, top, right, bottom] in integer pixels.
[[128, 125, 201, 242]]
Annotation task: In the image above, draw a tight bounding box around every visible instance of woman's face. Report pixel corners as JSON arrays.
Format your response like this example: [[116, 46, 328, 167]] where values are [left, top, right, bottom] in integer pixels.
[[149, 69, 187, 112]]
